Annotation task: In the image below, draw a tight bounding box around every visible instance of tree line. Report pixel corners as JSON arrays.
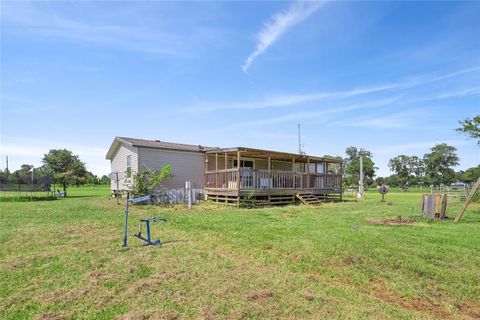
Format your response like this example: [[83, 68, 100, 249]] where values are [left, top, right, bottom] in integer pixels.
[[343, 144, 479, 190], [342, 115, 479, 189]]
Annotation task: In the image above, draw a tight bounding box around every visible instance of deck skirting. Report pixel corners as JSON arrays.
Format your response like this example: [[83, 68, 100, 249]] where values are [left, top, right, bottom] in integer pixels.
[[205, 188, 341, 206]]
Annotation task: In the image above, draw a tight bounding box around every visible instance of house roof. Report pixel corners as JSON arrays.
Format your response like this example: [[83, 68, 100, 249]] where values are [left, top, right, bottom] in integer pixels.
[[106, 137, 342, 163], [105, 136, 215, 159], [205, 147, 342, 163]]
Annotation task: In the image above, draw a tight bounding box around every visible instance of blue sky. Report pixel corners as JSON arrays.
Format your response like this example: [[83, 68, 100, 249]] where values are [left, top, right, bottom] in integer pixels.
[[1, 1, 479, 177]]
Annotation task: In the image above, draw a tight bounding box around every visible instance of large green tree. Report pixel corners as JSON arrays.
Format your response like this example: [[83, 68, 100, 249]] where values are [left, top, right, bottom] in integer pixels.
[[42, 149, 86, 196], [388, 155, 425, 190], [99, 175, 110, 185], [388, 155, 410, 189], [81, 171, 99, 185], [423, 144, 459, 186], [458, 165, 480, 184], [343, 147, 377, 187], [456, 115, 480, 145]]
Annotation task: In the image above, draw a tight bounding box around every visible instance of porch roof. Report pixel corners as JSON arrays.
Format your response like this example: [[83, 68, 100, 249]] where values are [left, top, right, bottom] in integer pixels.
[[206, 147, 342, 163]]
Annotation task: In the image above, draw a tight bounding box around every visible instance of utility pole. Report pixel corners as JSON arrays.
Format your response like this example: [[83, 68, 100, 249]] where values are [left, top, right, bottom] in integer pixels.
[[5, 156, 9, 179]]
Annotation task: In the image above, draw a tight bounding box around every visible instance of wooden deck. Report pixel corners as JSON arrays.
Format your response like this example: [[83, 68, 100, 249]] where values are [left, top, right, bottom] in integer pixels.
[[204, 147, 343, 206]]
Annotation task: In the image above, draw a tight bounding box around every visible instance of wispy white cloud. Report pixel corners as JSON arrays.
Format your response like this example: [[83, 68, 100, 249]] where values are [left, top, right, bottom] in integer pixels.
[[242, 1, 326, 73], [236, 96, 401, 127], [332, 109, 424, 129], [1, 2, 225, 56], [407, 86, 480, 102], [243, 131, 298, 140], [331, 109, 424, 129], [375, 140, 470, 154], [401, 66, 480, 89], [186, 84, 399, 112], [187, 66, 479, 112]]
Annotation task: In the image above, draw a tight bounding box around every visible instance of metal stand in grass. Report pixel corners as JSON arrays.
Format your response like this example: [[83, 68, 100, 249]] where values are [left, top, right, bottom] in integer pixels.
[[379, 184, 388, 202], [122, 194, 167, 247], [455, 177, 480, 223]]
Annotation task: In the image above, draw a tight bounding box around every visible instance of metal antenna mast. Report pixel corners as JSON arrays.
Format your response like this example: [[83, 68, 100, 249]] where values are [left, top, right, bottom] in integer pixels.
[[298, 124, 305, 155]]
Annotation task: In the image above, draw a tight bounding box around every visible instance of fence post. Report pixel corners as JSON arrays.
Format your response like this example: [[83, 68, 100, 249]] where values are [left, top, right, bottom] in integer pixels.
[[186, 180, 192, 210], [115, 172, 120, 205]]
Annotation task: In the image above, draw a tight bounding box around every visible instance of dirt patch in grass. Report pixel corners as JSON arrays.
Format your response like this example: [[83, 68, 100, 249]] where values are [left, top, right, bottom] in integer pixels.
[[303, 293, 317, 301], [37, 285, 99, 308], [114, 310, 145, 320], [247, 289, 274, 301], [147, 310, 178, 320], [342, 255, 364, 266], [367, 278, 451, 318], [458, 301, 480, 320], [368, 216, 414, 225], [35, 269, 115, 308], [87, 269, 114, 283], [285, 251, 301, 263], [201, 306, 215, 319], [35, 311, 71, 320], [6, 251, 58, 270]]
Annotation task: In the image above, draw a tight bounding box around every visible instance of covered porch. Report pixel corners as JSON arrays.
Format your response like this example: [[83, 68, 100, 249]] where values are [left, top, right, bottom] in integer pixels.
[[204, 147, 343, 205]]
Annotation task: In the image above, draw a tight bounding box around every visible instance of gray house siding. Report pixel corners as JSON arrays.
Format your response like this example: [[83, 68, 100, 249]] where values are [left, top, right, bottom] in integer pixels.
[[110, 144, 138, 190], [138, 148, 205, 189]]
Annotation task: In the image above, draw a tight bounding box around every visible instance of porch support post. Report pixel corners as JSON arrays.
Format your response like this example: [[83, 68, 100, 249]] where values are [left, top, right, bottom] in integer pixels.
[[224, 152, 228, 190], [236, 150, 241, 205], [204, 155, 209, 190], [268, 155, 272, 202], [215, 153, 218, 188], [292, 157, 295, 189], [307, 157, 310, 190]]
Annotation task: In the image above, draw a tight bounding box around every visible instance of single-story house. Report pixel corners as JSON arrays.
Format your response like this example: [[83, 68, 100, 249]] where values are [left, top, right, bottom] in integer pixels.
[[106, 136, 343, 205]]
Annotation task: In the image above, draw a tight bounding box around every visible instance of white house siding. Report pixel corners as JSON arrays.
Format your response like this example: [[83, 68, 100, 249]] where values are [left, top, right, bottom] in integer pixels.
[[110, 144, 138, 190], [138, 148, 206, 189]]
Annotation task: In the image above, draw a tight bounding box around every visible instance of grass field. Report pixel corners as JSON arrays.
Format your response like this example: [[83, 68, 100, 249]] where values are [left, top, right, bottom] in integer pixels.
[[1, 187, 479, 319]]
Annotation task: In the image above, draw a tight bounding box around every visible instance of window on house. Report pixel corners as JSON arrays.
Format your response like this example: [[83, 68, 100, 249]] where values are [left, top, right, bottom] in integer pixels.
[[233, 160, 254, 168], [316, 163, 324, 173], [126, 155, 132, 178]]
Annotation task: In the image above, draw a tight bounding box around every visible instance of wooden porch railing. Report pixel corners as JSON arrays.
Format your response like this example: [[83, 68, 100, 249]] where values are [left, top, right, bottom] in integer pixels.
[[205, 168, 341, 191]]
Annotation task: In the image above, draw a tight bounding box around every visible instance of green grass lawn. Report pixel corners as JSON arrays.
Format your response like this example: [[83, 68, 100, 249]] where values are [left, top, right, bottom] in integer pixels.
[[1, 187, 479, 319]]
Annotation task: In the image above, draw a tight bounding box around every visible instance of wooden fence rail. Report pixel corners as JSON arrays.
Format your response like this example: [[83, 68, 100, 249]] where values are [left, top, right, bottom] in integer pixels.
[[205, 169, 341, 191]]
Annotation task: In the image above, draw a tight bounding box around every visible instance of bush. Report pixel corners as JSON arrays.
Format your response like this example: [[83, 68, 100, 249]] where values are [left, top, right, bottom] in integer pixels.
[[127, 165, 173, 197]]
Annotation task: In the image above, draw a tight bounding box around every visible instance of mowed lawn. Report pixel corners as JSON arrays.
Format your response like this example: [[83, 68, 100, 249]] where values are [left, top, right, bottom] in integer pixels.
[[1, 187, 479, 319]]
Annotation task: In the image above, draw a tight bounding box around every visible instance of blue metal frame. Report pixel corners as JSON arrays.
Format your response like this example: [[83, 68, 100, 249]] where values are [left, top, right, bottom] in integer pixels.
[[133, 218, 167, 246], [123, 194, 157, 247]]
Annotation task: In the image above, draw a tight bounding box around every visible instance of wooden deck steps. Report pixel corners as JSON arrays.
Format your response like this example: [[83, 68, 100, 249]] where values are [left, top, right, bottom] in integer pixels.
[[295, 192, 322, 205]]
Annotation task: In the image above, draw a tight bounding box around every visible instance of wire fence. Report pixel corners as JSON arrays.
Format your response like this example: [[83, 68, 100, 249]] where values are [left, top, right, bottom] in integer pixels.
[[0, 173, 52, 199]]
